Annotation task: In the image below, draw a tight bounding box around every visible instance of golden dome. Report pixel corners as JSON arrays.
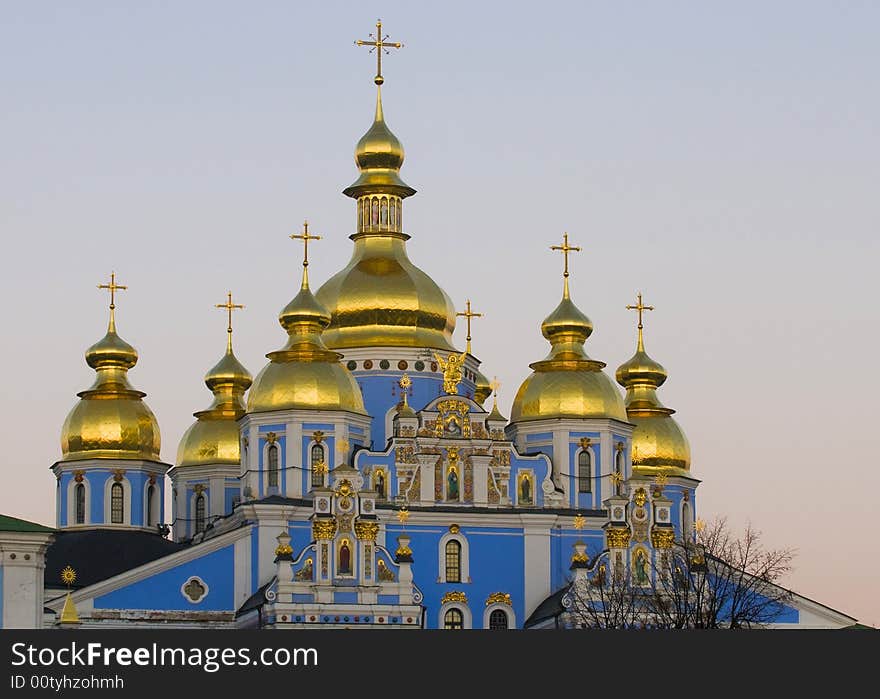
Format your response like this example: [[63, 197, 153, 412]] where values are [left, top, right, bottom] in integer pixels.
[[177, 318, 252, 468], [343, 87, 415, 199], [511, 278, 626, 423], [317, 84, 457, 351], [615, 310, 690, 475], [248, 259, 367, 414], [61, 309, 160, 461]]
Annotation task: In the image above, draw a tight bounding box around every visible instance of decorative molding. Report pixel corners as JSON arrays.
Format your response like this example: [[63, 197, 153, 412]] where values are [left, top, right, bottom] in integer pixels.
[[441, 590, 467, 605], [485, 592, 511, 607]]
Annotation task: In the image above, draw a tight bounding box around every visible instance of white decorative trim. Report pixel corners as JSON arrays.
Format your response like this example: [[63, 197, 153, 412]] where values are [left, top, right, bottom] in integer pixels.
[[180, 575, 209, 604], [143, 479, 161, 528], [574, 446, 595, 497], [437, 531, 470, 583], [438, 602, 472, 629], [484, 603, 516, 629]]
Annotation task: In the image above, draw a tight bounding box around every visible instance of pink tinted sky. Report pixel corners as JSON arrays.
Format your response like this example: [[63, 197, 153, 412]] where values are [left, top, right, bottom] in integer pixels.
[[1, 3, 877, 624]]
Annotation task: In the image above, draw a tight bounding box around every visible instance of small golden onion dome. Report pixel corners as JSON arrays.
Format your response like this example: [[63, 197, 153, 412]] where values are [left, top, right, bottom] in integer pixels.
[[61, 311, 160, 461], [616, 323, 690, 475], [343, 87, 415, 198], [511, 281, 626, 423], [473, 368, 492, 405], [248, 265, 367, 414], [487, 394, 507, 423], [177, 329, 252, 468]]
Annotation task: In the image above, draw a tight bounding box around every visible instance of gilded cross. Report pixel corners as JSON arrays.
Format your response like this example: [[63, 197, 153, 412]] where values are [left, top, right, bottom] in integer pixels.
[[626, 291, 655, 330], [489, 377, 501, 395], [355, 19, 403, 86], [97, 272, 127, 310], [550, 233, 581, 280], [216, 291, 244, 351], [456, 299, 483, 353], [290, 220, 322, 269]]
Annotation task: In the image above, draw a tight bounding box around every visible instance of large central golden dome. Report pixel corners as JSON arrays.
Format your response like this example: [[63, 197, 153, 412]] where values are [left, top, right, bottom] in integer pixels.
[[315, 86, 457, 351]]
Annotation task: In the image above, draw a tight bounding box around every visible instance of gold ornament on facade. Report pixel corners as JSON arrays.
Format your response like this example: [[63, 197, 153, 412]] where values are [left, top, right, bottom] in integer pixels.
[[695, 518, 706, 533], [266, 432, 277, 444], [441, 591, 467, 605], [396, 508, 410, 524], [275, 541, 293, 557], [112, 469, 126, 483], [571, 550, 589, 564], [73, 470, 85, 483], [606, 528, 631, 548], [485, 592, 512, 607], [579, 437, 592, 449], [354, 520, 380, 541], [610, 471, 624, 487], [312, 430, 325, 444], [651, 528, 675, 549], [633, 487, 648, 508], [573, 514, 586, 530], [435, 351, 467, 395], [312, 519, 338, 541], [449, 523, 460, 534], [60, 566, 77, 587], [395, 541, 412, 558]]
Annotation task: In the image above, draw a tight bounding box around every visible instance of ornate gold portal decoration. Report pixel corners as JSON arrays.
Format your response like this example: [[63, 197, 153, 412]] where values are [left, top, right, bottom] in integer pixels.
[[73, 470, 85, 483], [633, 487, 648, 508], [295, 558, 313, 581], [355, 520, 380, 541], [651, 528, 675, 549], [112, 469, 126, 483], [579, 437, 592, 449], [312, 518, 338, 541], [377, 559, 395, 581], [449, 523, 460, 534], [441, 591, 467, 605], [606, 527, 631, 548], [266, 432, 277, 444], [573, 514, 587, 530], [312, 430, 325, 444], [485, 592, 512, 607], [434, 351, 467, 395]]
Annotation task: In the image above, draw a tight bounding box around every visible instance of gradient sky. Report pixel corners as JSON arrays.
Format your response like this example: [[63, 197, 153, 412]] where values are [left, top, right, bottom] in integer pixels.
[[1, 2, 877, 625]]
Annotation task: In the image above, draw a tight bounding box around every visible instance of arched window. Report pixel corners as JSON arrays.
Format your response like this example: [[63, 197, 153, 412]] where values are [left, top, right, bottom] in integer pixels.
[[195, 494, 206, 534], [578, 450, 591, 493], [110, 482, 124, 524], [146, 484, 155, 526], [445, 540, 461, 583], [444, 608, 464, 630], [267, 444, 279, 487], [74, 483, 85, 525], [489, 609, 509, 629], [311, 444, 325, 488]]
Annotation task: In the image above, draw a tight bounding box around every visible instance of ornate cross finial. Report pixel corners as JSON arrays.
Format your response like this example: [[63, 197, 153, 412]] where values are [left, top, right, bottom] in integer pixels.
[[456, 299, 483, 354], [489, 376, 501, 411], [290, 220, 321, 269], [215, 291, 244, 352], [398, 373, 412, 408], [98, 272, 127, 309], [626, 291, 655, 330], [355, 19, 403, 86], [550, 233, 581, 297]]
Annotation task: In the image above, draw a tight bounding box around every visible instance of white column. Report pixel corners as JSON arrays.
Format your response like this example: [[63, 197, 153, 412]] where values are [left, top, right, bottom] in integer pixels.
[[522, 517, 555, 621], [552, 428, 569, 504], [209, 476, 224, 519], [471, 455, 491, 506], [285, 422, 302, 498]]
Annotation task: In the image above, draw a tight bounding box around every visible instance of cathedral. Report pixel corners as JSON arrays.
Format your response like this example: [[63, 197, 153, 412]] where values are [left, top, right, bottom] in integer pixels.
[[0, 23, 856, 630]]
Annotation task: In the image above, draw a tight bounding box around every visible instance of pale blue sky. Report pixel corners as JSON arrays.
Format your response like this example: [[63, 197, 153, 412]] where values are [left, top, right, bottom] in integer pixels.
[[1, 2, 878, 623]]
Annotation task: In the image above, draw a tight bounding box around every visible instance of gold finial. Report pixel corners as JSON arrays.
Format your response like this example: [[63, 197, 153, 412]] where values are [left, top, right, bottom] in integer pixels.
[[355, 19, 403, 86], [550, 233, 581, 298], [60, 566, 77, 587], [97, 271, 127, 330], [399, 373, 412, 407], [456, 299, 483, 355], [489, 376, 501, 410], [626, 291, 655, 351], [215, 291, 244, 353], [573, 514, 586, 530], [289, 220, 322, 287], [396, 507, 410, 524], [654, 472, 668, 489]]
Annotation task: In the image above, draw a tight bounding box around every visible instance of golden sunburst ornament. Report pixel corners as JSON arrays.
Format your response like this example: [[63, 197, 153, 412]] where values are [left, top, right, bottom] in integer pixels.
[[610, 471, 624, 487], [396, 507, 410, 524], [573, 514, 586, 530], [336, 437, 350, 455], [695, 518, 706, 533], [60, 566, 77, 587]]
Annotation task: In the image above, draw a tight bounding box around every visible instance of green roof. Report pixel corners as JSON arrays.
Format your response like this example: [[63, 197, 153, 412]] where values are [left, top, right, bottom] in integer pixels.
[[0, 513, 55, 534]]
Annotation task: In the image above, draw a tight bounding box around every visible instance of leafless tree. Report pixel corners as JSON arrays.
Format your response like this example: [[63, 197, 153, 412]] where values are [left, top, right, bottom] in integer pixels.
[[564, 517, 796, 629]]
